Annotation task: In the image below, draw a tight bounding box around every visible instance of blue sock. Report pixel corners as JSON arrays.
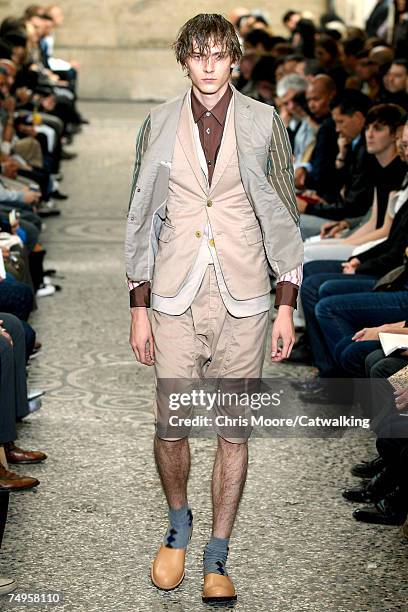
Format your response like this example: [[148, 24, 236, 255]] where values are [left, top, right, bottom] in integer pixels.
[[163, 504, 193, 549], [203, 536, 230, 575]]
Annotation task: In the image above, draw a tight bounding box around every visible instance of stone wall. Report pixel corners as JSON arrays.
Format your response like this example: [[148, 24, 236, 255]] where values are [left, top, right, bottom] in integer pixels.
[[0, 0, 355, 101]]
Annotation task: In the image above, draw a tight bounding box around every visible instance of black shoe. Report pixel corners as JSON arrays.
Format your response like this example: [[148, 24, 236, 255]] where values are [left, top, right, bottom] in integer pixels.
[[342, 480, 372, 503], [342, 468, 395, 503], [50, 190, 69, 200], [352, 488, 407, 525], [61, 149, 78, 160], [37, 208, 61, 217], [286, 344, 313, 365], [351, 455, 384, 479], [298, 383, 351, 405], [66, 123, 82, 136]]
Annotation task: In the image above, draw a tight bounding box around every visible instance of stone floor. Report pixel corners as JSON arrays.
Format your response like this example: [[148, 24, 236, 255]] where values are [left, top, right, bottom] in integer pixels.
[[2, 101, 407, 612]]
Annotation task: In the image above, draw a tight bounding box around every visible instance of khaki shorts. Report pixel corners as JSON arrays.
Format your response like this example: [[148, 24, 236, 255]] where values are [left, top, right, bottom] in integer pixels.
[[151, 266, 269, 442]]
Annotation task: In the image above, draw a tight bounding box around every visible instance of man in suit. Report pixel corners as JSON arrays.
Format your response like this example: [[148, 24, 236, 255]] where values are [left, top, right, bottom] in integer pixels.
[[125, 14, 303, 604]]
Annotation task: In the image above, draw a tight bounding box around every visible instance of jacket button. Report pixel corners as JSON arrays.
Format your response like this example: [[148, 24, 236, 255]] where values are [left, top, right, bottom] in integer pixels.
[[136, 187, 141, 192], [207, 199, 213, 207], [130, 216, 134, 221], [195, 230, 202, 238], [209, 239, 215, 247]]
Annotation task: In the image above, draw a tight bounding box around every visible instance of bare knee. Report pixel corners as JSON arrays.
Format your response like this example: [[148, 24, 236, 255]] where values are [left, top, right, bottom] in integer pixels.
[[217, 435, 248, 451]]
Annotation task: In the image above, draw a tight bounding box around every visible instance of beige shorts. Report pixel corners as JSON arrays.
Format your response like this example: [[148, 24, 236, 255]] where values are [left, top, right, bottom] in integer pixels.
[[151, 266, 269, 442]]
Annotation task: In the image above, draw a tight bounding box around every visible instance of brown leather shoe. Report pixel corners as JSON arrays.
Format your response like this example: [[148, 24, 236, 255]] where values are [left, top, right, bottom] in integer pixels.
[[150, 545, 186, 591], [0, 464, 39, 491], [202, 573, 237, 603], [5, 442, 47, 464]]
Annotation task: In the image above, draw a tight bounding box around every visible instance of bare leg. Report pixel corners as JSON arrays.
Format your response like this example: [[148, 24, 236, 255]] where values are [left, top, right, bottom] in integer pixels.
[[211, 437, 248, 538], [154, 435, 190, 509]]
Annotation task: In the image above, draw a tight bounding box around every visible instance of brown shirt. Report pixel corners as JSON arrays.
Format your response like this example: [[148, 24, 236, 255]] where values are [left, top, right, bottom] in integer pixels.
[[190, 85, 233, 185]]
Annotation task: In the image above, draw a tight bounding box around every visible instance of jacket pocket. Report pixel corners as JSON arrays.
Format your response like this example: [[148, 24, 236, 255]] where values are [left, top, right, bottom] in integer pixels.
[[158, 224, 175, 243], [244, 224, 263, 245]]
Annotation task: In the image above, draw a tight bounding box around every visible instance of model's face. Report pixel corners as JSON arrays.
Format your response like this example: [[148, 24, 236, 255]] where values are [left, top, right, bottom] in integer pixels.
[[332, 108, 364, 140], [185, 41, 234, 96], [365, 122, 395, 155], [384, 64, 408, 93], [306, 84, 331, 119]]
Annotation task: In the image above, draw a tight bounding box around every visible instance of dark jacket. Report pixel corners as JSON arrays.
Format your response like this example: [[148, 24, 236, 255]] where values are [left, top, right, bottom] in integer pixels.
[[305, 134, 373, 220], [304, 115, 339, 202], [356, 194, 408, 276]]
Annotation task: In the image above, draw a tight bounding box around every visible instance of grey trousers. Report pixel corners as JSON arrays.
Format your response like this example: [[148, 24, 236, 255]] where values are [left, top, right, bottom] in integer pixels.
[[0, 313, 29, 443]]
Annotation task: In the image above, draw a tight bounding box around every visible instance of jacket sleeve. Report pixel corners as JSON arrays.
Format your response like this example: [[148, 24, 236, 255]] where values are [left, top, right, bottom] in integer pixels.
[[127, 115, 152, 307], [127, 115, 151, 211], [267, 108, 300, 226]]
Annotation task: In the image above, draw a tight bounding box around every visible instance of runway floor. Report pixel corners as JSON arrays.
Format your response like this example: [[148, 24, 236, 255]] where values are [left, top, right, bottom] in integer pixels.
[[3, 101, 407, 612]]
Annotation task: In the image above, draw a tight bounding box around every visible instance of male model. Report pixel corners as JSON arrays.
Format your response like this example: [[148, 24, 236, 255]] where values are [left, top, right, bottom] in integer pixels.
[[125, 14, 303, 604]]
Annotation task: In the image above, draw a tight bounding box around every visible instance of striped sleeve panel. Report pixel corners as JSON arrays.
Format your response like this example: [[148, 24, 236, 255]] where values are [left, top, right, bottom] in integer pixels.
[[128, 114, 151, 211], [277, 263, 303, 287], [268, 109, 300, 226]]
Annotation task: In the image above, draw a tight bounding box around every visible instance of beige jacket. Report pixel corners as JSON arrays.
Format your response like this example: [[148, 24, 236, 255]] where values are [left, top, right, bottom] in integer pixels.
[[125, 85, 303, 286]]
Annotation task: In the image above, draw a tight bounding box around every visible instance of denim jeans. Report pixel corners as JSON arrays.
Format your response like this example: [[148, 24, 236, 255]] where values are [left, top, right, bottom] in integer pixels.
[[334, 335, 380, 377], [300, 268, 377, 376], [0, 274, 34, 321], [316, 290, 408, 366]]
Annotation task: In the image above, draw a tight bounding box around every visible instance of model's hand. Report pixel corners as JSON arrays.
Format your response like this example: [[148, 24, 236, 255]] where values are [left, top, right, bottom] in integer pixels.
[[271, 306, 295, 362], [129, 307, 155, 366]]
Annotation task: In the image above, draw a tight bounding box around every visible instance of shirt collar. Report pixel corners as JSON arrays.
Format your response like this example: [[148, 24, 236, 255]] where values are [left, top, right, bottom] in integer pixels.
[[351, 134, 361, 150], [191, 85, 233, 126]]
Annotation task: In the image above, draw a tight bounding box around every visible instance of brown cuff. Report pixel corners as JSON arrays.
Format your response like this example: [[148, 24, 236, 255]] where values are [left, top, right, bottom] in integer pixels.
[[130, 282, 151, 308], [274, 281, 299, 309]]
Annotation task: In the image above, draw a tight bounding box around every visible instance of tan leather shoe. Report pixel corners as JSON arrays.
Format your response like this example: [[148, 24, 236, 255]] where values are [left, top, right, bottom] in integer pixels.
[[5, 442, 47, 464], [150, 545, 186, 591], [0, 464, 39, 491], [202, 573, 237, 603]]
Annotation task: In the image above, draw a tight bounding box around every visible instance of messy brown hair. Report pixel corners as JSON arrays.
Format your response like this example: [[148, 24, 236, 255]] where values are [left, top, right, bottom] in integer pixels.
[[173, 14, 242, 68]]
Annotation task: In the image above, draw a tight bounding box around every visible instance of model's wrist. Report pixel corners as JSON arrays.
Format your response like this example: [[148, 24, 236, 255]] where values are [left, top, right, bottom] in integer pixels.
[[131, 306, 148, 318], [275, 304, 294, 316]]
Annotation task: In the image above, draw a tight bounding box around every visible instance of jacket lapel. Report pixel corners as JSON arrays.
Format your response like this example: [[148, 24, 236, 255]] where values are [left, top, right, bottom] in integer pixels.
[[176, 96, 207, 195], [233, 87, 255, 157], [209, 97, 236, 194]]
